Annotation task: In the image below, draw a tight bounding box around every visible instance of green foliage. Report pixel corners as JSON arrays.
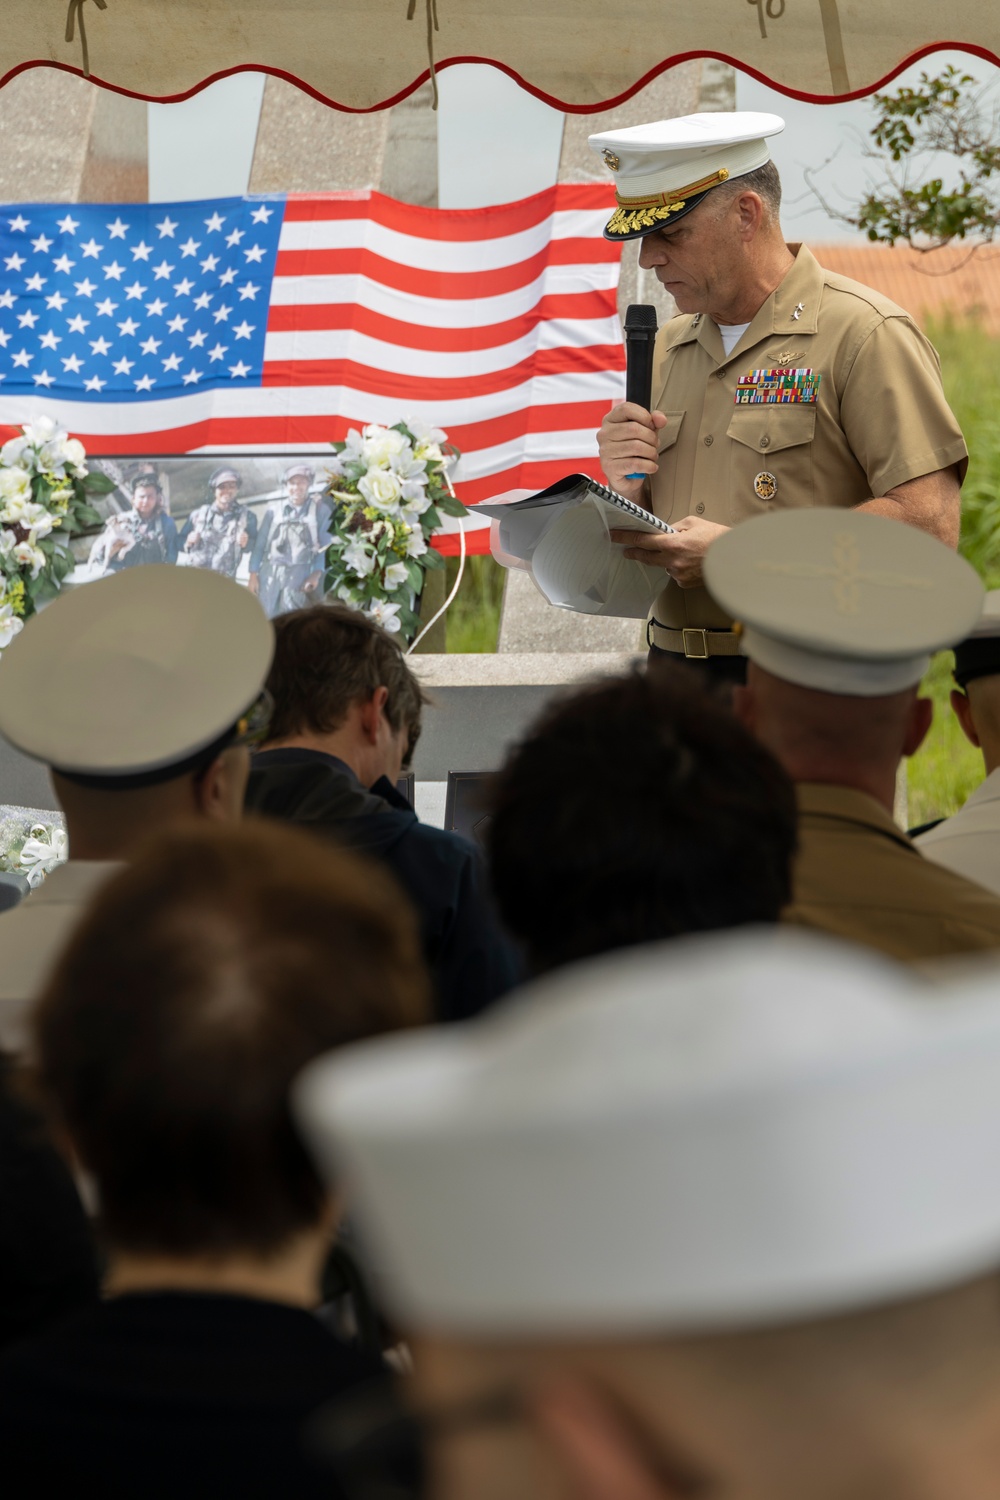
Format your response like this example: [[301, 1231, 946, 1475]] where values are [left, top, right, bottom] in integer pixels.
[[906, 654, 983, 828], [905, 320, 1000, 822], [444, 554, 506, 652], [816, 65, 1000, 249]]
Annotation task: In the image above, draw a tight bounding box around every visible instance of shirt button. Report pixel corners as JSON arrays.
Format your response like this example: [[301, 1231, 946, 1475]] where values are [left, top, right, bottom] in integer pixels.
[[696, 502, 705, 514], [703, 434, 714, 446], [716, 369, 726, 380], [760, 435, 771, 448]]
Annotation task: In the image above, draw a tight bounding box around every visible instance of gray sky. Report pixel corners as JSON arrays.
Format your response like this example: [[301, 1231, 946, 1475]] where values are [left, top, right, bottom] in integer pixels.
[[735, 49, 999, 242]]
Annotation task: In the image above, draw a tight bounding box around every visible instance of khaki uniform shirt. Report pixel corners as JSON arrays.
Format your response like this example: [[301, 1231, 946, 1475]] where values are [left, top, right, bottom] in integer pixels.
[[784, 783, 1000, 964], [914, 767, 1000, 897], [647, 245, 968, 628]]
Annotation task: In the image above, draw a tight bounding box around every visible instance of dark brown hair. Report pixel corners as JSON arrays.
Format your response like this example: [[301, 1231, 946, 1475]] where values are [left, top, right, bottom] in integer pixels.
[[266, 605, 428, 758], [485, 662, 798, 974], [32, 820, 430, 1257]]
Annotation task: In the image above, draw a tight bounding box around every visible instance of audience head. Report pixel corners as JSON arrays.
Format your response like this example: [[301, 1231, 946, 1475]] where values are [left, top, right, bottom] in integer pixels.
[[950, 591, 1000, 777], [296, 929, 1000, 1500], [485, 664, 797, 973], [261, 604, 428, 788], [704, 509, 984, 806], [33, 819, 429, 1277], [0, 566, 273, 858]]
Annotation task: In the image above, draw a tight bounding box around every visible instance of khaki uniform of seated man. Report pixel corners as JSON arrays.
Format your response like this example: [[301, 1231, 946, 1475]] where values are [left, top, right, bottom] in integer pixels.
[[295, 929, 1000, 1500], [592, 113, 967, 682], [915, 591, 1000, 894], [702, 506, 1000, 964]]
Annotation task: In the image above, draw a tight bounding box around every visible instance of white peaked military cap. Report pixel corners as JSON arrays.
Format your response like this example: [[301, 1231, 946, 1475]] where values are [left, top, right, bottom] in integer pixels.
[[294, 927, 1000, 1337], [588, 111, 785, 241], [703, 508, 984, 697], [953, 589, 1000, 687], [0, 565, 273, 784]]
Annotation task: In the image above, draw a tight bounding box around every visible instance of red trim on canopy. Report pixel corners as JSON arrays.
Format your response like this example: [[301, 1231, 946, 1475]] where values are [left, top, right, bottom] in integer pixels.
[[2, 42, 999, 115]]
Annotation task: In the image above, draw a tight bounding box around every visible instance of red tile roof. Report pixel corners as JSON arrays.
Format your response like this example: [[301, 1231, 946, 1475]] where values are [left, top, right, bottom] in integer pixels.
[[809, 242, 1000, 334]]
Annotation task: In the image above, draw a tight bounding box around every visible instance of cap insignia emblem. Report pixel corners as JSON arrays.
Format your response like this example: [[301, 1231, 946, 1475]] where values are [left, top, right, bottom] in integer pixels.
[[754, 533, 934, 615], [603, 149, 621, 171], [754, 471, 777, 501]]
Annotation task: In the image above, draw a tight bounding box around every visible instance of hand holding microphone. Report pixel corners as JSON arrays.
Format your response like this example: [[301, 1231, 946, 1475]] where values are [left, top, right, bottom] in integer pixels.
[[597, 304, 665, 502]]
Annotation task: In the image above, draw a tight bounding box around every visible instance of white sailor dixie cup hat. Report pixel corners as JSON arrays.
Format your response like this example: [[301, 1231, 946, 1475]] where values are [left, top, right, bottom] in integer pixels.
[[293, 928, 1000, 1336], [589, 111, 785, 242], [703, 508, 984, 697], [0, 566, 274, 787]]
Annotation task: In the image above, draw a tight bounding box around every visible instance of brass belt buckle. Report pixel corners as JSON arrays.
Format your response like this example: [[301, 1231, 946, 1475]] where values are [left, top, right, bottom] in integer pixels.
[[681, 627, 710, 659]]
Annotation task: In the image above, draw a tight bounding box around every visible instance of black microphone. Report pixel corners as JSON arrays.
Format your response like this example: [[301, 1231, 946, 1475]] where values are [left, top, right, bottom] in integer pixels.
[[623, 303, 658, 480], [624, 303, 658, 410]]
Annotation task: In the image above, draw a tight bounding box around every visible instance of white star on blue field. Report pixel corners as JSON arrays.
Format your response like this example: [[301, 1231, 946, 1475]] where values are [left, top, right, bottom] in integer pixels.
[[0, 199, 283, 399]]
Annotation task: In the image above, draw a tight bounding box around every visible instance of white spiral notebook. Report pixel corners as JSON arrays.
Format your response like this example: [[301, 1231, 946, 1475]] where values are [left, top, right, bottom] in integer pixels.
[[476, 473, 674, 620]]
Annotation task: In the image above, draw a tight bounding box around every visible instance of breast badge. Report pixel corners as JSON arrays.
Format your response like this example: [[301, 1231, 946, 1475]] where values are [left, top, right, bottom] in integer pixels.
[[754, 471, 778, 501]]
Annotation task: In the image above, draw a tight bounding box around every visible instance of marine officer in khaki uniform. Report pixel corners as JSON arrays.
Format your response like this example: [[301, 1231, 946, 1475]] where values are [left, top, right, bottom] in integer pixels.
[[705, 506, 1000, 965], [593, 114, 968, 681]]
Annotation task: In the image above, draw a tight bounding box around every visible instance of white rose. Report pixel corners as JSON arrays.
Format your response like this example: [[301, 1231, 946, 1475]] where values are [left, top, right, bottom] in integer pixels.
[[358, 469, 403, 512], [0, 467, 32, 504], [342, 537, 375, 578], [28, 514, 55, 542], [0, 605, 23, 650], [362, 425, 409, 467], [366, 599, 402, 633], [383, 561, 409, 592]]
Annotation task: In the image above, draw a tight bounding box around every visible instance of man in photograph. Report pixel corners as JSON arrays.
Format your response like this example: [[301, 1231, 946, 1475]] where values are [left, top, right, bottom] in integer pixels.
[[88, 474, 179, 573], [248, 464, 333, 617], [178, 467, 258, 579]]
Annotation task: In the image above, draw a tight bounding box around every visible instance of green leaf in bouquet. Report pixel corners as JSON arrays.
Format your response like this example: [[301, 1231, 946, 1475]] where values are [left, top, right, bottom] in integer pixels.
[[422, 506, 441, 530], [330, 441, 348, 454], [405, 559, 424, 591], [82, 471, 117, 495], [437, 494, 468, 517], [421, 546, 445, 571]]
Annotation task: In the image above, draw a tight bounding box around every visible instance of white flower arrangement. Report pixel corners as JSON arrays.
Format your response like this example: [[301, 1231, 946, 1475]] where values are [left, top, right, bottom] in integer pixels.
[[324, 421, 465, 639], [0, 415, 112, 647], [0, 807, 68, 889]]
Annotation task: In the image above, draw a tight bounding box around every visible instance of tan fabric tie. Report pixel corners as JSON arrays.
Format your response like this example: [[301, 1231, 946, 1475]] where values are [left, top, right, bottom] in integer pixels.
[[407, 0, 441, 109], [65, 0, 108, 79]]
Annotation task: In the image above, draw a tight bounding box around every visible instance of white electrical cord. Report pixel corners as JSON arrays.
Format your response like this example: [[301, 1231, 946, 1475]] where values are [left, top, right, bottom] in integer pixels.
[[406, 514, 466, 655]]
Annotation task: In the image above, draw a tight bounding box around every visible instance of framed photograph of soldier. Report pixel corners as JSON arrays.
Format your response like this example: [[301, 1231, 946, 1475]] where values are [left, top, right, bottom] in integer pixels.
[[69, 454, 335, 619]]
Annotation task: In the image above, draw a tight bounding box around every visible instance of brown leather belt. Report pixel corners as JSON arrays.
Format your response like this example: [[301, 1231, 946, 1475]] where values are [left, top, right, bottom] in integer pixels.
[[646, 620, 744, 659]]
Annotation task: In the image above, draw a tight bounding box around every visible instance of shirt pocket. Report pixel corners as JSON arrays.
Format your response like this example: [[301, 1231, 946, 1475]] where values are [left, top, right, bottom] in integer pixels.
[[725, 406, 816, 522], [649, 411, 686, 520]]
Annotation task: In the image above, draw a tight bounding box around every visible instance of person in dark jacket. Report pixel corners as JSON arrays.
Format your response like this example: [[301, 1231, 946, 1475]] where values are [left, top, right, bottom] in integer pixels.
[[245, 604, 521, 1022], [0, 820, 429, 1499], [0, 1054, 98, 1350]]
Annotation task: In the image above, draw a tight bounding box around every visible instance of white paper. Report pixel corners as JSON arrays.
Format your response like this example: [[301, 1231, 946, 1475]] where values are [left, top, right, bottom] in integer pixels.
[[480, 477, 670, 619]]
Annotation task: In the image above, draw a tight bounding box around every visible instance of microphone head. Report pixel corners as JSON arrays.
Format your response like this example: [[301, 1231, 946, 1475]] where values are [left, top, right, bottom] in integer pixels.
[[624, 303, 658, 333]]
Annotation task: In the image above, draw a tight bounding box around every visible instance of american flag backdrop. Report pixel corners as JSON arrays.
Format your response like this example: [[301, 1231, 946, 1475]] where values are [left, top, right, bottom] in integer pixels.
[[0, 186, 626, 555]]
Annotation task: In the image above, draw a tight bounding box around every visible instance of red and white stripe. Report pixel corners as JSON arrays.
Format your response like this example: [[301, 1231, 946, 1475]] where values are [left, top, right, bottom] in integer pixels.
[[0, 184, 625, 556]]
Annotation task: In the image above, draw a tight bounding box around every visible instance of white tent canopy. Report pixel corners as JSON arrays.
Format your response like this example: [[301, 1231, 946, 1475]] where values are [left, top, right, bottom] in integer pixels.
[[5, 1, 999, 111]]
